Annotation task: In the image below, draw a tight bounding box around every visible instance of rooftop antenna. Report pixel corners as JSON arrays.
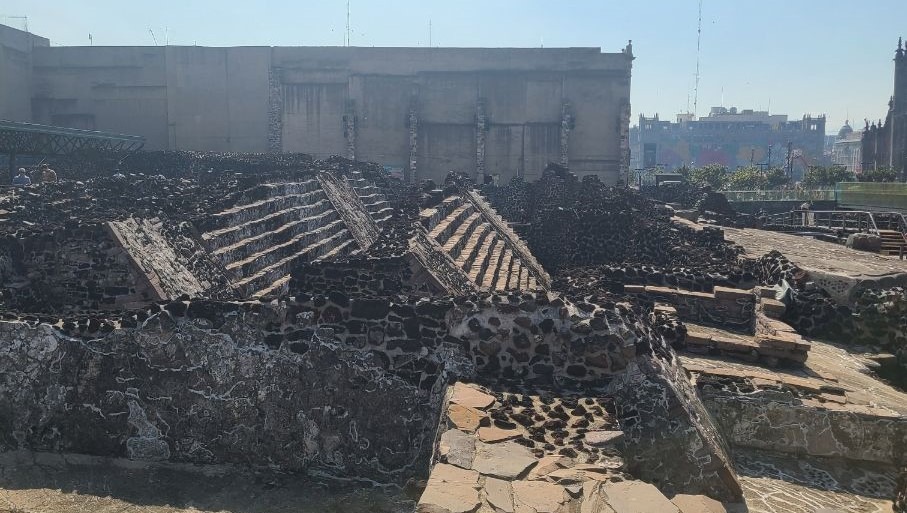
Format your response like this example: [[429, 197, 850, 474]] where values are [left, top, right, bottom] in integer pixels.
[[149, 28, 158, 46], [345, 0, 351, 46], [693, 0, 702, 117]]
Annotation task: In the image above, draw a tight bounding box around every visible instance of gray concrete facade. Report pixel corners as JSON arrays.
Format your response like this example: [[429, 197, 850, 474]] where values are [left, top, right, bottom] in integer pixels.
[[1, 24, 633, 184]]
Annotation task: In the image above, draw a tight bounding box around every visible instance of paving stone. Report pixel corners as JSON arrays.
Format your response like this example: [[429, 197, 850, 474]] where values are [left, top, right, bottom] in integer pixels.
[[512, 480, 567, 513], [670, 494, 729, 513], [582, 481, 616, 513], [527, 455, 573, 480], [483, 476, 514, 513], [448, 403, 487, 433], [471, 440, 538, 479], [477, 426, 523, 443], [450, 382, 496, 410], [439, 428, 476, 469], [584, 430, 624, 447], [417, 463, 480, 513], [602, 480, 680, 513]]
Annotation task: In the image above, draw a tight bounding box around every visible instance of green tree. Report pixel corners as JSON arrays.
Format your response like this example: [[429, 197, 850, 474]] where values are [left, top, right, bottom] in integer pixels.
[[859, 167, 898, 182], [723, 166, 790, 190], [679, 164, 728, 189], [802, 165, 854, 187]]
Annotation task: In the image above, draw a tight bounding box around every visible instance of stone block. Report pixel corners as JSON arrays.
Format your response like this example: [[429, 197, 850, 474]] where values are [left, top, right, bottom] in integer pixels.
[[670, 494, 729, 513], [603, 481, 680, 513], [417, 463, 481, 513], [713, 286, 754, 301], [471, 440, 538, 480]]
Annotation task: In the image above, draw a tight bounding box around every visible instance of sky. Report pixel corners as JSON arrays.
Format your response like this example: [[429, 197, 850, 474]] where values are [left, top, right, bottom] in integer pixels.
[[4, 0, 907, 134]]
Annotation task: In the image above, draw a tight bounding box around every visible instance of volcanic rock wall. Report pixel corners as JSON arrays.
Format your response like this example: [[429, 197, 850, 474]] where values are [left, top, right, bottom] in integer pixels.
[[0, 224, 160, 313], [0, 292, 742, 500]]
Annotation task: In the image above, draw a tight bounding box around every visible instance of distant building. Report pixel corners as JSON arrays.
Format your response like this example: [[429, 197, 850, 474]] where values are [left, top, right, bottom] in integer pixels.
[[832, 121, 862, 174], [862, 38, 907, 176], [630, 106, 826, 180]]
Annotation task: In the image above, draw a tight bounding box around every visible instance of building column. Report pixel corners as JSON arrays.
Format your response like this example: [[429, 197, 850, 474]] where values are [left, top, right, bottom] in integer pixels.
[[619, 98, 632, 185], [267, 67, 284, 154], [559, 100, 573, 167], [343, 100, 357, 161], [476, 98, 487, 183], [406, 97, 419, 184]]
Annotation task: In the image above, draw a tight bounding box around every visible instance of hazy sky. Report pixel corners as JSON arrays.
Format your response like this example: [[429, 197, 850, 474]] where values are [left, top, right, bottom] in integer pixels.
[[4, 1, 906, 134]]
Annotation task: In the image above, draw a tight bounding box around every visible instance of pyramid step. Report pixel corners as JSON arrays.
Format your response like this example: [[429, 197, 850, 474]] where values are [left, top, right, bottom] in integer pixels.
[[213, 209, 340, 266], [430, 203, 475, 244], [420, 196, 464, 230], [202, 198, 332, 250], [477, 238, 505, 288], [493, 249, 514, 291], [456, 223, 493, 270], [234, 227, 353, 295], [200, 188, 327, 232], [226, 219, 346, 278], [442, 212, 483, 259]]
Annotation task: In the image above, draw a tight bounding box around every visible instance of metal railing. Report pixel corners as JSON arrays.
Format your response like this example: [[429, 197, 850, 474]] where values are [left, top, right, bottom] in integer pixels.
[[724, 188, 837, 202], [767, 209, 880, 233]]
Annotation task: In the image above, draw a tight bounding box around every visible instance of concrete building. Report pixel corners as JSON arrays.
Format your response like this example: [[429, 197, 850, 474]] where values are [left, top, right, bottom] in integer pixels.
[[862, 38, 907, 176], [630, 106, 826, 179], [0, 24, 633, 184]]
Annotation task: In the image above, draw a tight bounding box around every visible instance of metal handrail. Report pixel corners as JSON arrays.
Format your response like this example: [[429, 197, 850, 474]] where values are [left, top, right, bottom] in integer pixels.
[[767, 209, 882, 233]]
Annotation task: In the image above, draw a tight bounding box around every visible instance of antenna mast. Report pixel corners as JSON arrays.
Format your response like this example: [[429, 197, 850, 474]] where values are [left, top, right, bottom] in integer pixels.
[[345, 0, 351, 46], [693, 0, 702, 117]]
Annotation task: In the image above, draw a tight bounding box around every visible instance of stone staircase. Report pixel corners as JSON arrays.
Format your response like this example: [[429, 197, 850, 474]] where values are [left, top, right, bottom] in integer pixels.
[[878, 229, 906, 256], [345, 170, 394, 227], [420, 195, 539, 291], [197, 180, 361, 298]]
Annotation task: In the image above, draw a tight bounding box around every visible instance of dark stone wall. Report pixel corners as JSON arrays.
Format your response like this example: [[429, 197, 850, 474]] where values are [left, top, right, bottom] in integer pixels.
[[0, 225, 157, 313], [482, 168, 742, 274], [897, 468, 906, 513], [0, 292, 743, 500]]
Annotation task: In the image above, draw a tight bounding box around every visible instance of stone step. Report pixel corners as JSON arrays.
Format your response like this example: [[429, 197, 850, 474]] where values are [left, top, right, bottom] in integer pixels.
[[528, 276, 538, 290], [200, 188, 327, 233], [355, 184, 381, 196], [442, 211, 483, 260], [493, 249, 514, 291], [473, 236, 502, 287], [364, 200, 391, 214], [234, 227, 353, 295], [315, 237, 359, 262], [455, 223, 493, 270], [226, 218, 347, 278], [506, 259, 522, 290], [358, 193, 386, 204], [202, 198, 332, 250], [481, 240, 507, 289], [430, 203, 475, 244], [213, 209, 340, 266], [520, 266, 530, 290], [251, 274, 292, 299], [420, 195, 464, 231], [230, 180, 323, 205]]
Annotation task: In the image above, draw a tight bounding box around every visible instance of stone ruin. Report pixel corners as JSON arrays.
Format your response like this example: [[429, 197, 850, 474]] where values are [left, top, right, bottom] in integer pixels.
[[0, 153, 903, 512]]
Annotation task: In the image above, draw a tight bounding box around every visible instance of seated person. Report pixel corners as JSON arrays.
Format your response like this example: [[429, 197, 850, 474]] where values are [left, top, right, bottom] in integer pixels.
[[12, 168, 31, 187]]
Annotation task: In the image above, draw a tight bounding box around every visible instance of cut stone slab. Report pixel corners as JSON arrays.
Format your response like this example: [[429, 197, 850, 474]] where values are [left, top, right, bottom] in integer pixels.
[[582, 481, 616, 513], [477, 426, 523, 443], [584, 430, 624, 447], [418, 463, 481, 513], [450, 382, 496, 410], [603, 481, 680, 513], [512, 480, 567, 513], [471, 440, 538, 479], [439, 428, 476, 469], [483, 476, 514, 513], [448, 403, 487, 433], [671, 494, 729, 513], [527, 455, 573, 480]]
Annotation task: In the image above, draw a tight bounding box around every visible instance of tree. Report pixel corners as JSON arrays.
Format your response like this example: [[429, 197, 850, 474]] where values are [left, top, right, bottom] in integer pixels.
[[679, 164, 728, 189], [802, 165, 854, 187], [859, 167, 898, 182], [722, 166, 790, 190]]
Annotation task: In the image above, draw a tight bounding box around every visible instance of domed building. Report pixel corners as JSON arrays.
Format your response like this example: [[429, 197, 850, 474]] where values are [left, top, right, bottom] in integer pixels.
[[833, 120, 862, 173]]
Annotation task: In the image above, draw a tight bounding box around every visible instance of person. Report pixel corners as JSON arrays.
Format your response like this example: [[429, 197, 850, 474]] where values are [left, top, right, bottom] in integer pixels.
[[12, 168, 31, 187], [39, 163, 57, 183]]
